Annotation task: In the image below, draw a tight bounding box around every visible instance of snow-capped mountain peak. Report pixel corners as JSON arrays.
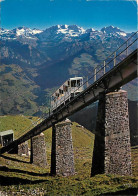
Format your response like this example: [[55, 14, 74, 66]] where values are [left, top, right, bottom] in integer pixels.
[[37, 24, 86, 41], [101, 26, 124, 34], [32, 28, 43, 35], [14, 27, 43, 36], [0, 25, 129, 41], [86, 28, 96, 33], [56, 24, 85, 37], [0, 27, 43, 40]]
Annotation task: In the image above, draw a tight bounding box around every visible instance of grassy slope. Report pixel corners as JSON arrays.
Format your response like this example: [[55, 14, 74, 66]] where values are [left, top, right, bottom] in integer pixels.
[[0, 64, 56, 116], [0, 115, 40, 139], [0, 116, 138, 195], [0, 64, 40, 116]]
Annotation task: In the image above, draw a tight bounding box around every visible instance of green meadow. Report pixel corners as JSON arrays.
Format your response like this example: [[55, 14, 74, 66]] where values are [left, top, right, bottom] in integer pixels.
[[0, 115, 138, 195]]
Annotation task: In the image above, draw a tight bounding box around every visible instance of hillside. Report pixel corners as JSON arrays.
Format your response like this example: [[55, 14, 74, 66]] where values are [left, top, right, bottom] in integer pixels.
[[0, 116, 138, 195], [0, 115, 41, 139], [0, 25, 137, 116], [0, 64, 50, 116], [70, 100, 138, 146]]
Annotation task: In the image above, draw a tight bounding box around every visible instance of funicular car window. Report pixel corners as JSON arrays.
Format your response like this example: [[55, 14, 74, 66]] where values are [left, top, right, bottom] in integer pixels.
[[59, 89, 63, 94], [71, 80, 76, 87], [77, 80, 81, 86], [63, 85, 68, 92]]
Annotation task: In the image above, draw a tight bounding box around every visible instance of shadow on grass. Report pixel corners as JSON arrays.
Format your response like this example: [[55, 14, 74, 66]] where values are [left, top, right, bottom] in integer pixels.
[[1, 154, 30, 164], [0, 166, 50, 177], [0, 175, 47, 186], [102, 188, 138, 196]]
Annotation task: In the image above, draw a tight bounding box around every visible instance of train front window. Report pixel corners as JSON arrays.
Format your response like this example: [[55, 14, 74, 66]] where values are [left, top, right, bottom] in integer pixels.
[[71, 80, 76, 87], [71, 79, 82, 87], [77, 80, 82, 86]]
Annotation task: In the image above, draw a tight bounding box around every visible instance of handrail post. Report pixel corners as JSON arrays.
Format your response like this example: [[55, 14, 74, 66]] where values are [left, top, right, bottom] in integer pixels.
[[86, 76, 89, 88], [114, 52, 116, 67], [64, 93, 65, 104], [49, 108, 50, 117], [94, 68, 97, 82], [56, 101, 57, 111], [104, 61, 105, 74], [126, 41, 128, 56]]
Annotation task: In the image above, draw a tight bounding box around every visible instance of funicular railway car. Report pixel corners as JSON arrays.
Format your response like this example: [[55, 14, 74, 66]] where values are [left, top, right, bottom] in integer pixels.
[[51, 77, 83, 112]]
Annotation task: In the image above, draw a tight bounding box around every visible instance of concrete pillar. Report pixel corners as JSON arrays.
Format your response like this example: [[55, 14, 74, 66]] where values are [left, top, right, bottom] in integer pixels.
[[91, 90, 132, 176], [30, 133, 47, 167], [51, 120, 75, 176], [18, 141, 29, 156]]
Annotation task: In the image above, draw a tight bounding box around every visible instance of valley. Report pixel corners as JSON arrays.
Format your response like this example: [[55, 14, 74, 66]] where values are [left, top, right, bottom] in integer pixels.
[[0, 25, 137, 116]]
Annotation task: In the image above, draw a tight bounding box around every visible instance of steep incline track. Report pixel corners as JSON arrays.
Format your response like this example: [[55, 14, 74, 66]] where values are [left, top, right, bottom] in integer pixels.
[[0, 48, 137, 154]]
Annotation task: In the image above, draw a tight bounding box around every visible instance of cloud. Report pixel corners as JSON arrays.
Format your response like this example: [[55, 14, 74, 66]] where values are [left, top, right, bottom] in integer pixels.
[[0, 0, 5, 2]]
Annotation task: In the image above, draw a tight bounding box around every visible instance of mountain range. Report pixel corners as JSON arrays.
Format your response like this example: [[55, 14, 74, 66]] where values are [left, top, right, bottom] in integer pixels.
[[0, 25, 137, 116], [0, 25, 129, 40]]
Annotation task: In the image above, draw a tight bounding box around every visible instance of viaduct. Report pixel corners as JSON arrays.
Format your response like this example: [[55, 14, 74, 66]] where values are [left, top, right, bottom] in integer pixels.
[[0, 32, 137, 177]]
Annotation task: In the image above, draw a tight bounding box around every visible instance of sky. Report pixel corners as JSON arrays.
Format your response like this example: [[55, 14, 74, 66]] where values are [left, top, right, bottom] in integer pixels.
[[0, 0, 137, 32]]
